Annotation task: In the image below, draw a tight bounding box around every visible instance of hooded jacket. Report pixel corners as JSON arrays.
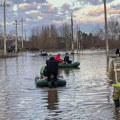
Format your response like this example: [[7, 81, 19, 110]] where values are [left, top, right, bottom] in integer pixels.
[[54, 54, 64, 63]]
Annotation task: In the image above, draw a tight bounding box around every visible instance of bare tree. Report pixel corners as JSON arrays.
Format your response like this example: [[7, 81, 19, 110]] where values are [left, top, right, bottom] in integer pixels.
[[108, 20, 120, 48], [93, 26, 105, 49], [59, 23, 71, 51], [50, 24, 58, 49]]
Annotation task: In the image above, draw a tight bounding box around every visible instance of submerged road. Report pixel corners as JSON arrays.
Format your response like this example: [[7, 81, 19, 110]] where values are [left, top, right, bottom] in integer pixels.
[[0, 50, 119, 120]]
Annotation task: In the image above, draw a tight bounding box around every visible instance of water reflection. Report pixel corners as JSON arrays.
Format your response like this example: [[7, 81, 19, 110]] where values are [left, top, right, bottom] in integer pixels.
[[0, 50, 119, 120], [113, 109, 120, 120], [106, 56, 109, 72], [47, 89, 59, 110], [3, 58, 8, 77], [63, 68, 70, 75], [59, 67, 80, 76], [71, 54, 74, 62]]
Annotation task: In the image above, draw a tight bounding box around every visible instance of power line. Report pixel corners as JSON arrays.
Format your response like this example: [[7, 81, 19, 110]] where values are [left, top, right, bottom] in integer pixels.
[[94, 3, 103, 14], [78, 2, 104, 34], [85, 3, 103, 23]]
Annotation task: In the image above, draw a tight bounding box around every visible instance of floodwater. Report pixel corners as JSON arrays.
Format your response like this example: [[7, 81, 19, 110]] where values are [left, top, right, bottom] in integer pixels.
[[0, 50, 119, 120]]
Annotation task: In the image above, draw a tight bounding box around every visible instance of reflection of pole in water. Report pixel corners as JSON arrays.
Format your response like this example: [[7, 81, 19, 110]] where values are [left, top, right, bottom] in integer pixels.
[[71, 53, 74, 62], [64, 68, 70, 75], [3, 58, 8, 78], [106, 56, 109, 72], [47, 89, 58, 110], [113, 108, 120, 120], [76, 52, 81, 64], [106, 83, 112, 102], [15, 57, 19, 76]]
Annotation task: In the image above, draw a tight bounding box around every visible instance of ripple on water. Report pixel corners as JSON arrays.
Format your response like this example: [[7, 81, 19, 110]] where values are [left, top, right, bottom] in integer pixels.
[[0, 50, 118, 120]]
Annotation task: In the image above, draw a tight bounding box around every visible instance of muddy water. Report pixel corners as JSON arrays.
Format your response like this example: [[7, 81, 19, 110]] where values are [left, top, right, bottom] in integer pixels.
[[0, 50, 119, 120]]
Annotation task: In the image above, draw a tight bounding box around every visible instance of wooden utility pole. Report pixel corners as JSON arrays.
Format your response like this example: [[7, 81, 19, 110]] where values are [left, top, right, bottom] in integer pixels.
[[21, 18, 24, 49], [71, 11, 74, 54], [24, 29, 26, 42], [77, 30, 80, 53], [13, 20, 20, 52], [103, 0, 109, 71], [0, 0, 9, 54], [103, 0, 109, 57]]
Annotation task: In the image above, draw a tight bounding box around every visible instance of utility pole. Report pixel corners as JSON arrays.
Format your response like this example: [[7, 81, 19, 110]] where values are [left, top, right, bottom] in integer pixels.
[[24, 29, 26, 39], [103, 0, 109, 71], [21, 18, 24, 49], [24, 29, 26, 46], [77, 30, 80, 54], [71, 11, 74, 54], [25, 33, 26, 41], [103, 0, 109, 57], [0, 0, 9, 55], [13, 20, 20, 52]]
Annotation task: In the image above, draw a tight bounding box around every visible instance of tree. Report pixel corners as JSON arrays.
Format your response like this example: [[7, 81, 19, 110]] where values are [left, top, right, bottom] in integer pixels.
[[59, 23, 71, 51], [108, 20, 120, 48]]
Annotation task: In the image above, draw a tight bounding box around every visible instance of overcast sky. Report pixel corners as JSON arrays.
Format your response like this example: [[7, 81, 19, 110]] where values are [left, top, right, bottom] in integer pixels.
[[0, 0, 120, 37]]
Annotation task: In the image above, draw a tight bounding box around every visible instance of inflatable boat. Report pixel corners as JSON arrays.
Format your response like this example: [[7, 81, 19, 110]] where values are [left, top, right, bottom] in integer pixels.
[[35, 76, 66, 88], [58, 62, 80, 68]]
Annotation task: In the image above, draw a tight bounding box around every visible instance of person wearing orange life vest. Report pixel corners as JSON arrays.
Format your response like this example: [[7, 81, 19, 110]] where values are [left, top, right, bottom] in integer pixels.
[[54, 53, 64, 63], [109, 56, 120, 107]]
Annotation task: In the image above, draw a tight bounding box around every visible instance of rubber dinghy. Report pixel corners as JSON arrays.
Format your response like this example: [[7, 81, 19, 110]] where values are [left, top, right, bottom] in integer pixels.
[[58, 62, 80, 68], [39, 52, 48, 56], [35, 76, 66, 87]]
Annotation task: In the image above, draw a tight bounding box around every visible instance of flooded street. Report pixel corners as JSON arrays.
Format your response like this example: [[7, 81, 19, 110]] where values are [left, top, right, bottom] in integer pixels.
[[0, 50, 119, 120]]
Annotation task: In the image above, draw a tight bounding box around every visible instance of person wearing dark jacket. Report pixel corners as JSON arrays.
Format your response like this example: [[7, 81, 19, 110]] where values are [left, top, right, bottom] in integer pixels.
[[116, 49, 120, 57], [46, 57, 59, 82], [64, 53, 72, 64]]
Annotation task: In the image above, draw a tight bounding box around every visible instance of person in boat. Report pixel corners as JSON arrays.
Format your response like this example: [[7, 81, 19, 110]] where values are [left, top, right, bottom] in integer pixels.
[[40, 65, 47, 78], [46, 57, 59, 82], [109, 56, 120, 107], [116, 48, 120, 57], [54, 53, 64, 63], [40, 49, 43, 53], [64, 53, 72, 64], [40, 49, 46, 54]]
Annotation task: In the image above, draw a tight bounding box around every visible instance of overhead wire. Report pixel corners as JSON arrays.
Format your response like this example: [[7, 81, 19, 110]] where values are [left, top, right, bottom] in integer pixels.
[[78, 2, 104, 33], [83, 2, 103, 24]]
